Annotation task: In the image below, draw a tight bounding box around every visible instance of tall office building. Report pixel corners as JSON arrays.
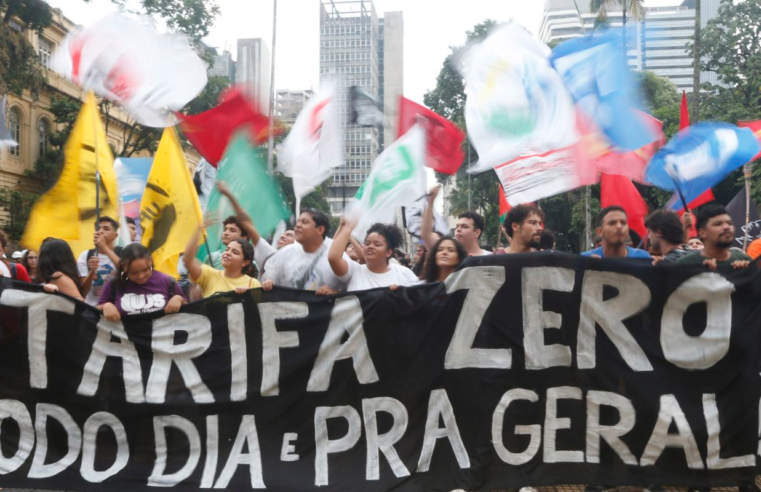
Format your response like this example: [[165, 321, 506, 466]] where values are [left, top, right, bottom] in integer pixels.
[[208, 48, 236, 81], [538, 0, 720, 92], [319, 0, 404, 215], [236, 38, 271, 112]]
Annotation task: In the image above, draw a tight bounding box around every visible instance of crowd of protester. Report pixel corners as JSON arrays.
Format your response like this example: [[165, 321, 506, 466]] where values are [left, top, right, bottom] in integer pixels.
[[1, 182, 759, 318]]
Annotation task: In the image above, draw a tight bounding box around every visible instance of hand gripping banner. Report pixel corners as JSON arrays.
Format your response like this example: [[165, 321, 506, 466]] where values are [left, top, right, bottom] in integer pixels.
[[0, 254, 760, 491]]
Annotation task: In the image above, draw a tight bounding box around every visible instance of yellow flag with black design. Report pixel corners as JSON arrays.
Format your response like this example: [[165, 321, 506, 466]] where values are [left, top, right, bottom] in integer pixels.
[[22, 92, 119, 254], [140, 127, 203, 277]]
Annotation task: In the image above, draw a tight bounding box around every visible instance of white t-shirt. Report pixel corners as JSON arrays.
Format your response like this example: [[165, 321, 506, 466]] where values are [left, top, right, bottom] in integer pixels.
[[476, 249, 493, 256], [254, 238, 277, 271], [262, 238, 348, 292], [0, 261, 10, 277], [339, 261, 419, 291], [77, 250, 117, 306]]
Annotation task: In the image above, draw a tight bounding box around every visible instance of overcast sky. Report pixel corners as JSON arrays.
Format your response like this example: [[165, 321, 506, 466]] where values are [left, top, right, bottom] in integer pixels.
[[46, 0, 683, 104]]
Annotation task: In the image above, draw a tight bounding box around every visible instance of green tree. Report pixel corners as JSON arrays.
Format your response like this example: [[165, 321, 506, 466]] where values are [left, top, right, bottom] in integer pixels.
[[692, 0, 761, 207], [182, 75, 231, 115], [639, 70, 681, 139], [694, 0, 761, 124]]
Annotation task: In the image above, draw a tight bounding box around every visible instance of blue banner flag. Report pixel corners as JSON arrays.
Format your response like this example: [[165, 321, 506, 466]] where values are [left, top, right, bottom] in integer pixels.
[[645, 123, 761, 208], [550, 29, 656, 151]]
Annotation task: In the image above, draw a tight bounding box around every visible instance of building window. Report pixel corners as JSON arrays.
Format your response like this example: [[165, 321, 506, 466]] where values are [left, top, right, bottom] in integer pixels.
[[39, 38, 52, 66], [8, 107, 21, 157], [38, 118, 51, 157]]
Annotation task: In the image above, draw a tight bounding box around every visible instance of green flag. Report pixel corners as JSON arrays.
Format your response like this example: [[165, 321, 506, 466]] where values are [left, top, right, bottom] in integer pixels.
[[350, 124, 427, 240], [198, 134, 290, 265]]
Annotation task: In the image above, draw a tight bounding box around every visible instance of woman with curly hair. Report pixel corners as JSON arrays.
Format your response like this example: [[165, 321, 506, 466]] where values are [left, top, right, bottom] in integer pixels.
[[328, 219, 418, 291]]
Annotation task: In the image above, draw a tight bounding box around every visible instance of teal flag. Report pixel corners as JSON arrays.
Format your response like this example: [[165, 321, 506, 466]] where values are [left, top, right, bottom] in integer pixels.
[[198, 134, 290, 266]]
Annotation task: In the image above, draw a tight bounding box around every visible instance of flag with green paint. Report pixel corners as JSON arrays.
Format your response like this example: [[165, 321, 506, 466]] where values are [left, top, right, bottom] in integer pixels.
[[198, 134, 290, 266], [350, 124, 427, 240]]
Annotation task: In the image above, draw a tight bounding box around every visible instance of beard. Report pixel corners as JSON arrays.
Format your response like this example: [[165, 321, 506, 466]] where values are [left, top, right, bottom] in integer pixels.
[[716, 238, 734, 249], [528, 237, 541, 249]]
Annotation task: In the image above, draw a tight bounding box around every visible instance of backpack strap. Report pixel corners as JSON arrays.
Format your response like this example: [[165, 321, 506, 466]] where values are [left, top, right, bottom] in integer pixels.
[[9, 263, 16, 280]]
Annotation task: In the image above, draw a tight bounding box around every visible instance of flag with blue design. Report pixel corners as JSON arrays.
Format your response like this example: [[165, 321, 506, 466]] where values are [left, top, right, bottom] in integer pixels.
[[462, 25, 578, 174], [550, 29, 657, 151], [349, 124, 427, 240], [645, 123, 761, 209]]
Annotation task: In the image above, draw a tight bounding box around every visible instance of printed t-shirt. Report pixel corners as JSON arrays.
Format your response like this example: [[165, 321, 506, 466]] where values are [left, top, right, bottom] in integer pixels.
[[98, 270, 186, 316], [195, 264, 261, 298], [262, 239, 347, 292], [77, 250, 117, 306], [339, 261, 419, 291]]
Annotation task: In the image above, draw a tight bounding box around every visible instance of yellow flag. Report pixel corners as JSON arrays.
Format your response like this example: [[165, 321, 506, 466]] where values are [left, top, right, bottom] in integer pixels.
[[22, 92, 119, 254], [140, 127, 202, 277]]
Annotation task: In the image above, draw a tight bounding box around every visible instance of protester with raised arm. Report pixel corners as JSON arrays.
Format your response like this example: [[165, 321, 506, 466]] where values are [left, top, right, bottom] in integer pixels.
[[203, 183, 251, 271], [261, 208, 346, 294], [677, 204, 752, 270], [645, 210, 693, 263], [328, 218, 418, 291], [421, 186, 446, 252], [500, 205, 544, 254], [582, 206, 651, 259], [183, 219, 260, 298]]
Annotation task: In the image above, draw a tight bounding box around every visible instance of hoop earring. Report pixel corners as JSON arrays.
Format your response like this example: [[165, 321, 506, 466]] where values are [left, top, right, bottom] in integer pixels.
[[121, 272, 128, 281]]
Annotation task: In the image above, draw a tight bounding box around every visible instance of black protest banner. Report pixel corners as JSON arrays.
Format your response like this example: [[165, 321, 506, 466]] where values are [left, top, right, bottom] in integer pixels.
[[0, 253, 760, 491], [726, 186, 761, 247]]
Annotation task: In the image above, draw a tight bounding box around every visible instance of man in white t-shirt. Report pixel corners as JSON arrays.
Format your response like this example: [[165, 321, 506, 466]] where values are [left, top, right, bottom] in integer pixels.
[[261, 209, 348, 293], [455, 211, 492, 257], [77, 216, 122, 306]]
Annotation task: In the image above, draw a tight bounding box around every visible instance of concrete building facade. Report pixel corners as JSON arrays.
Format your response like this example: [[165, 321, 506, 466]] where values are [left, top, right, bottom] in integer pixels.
[[319, 0, 403, 215], [538, 0, 720, 92], [275, 89, 315, 127], [236, 38, 271, 112], [209, 48, 236, 81]]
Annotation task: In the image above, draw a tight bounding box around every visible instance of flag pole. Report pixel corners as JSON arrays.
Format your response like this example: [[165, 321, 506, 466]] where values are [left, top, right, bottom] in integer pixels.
[[91, 93, 102, 254], [266, 0, 278, 175], [743, 163, 752, 249], [202, 232, 215, 266]]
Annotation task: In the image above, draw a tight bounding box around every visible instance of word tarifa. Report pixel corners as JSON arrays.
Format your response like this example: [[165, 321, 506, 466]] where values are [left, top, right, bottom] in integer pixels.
[[0, 266, 737, 406], [0, 266, 746, 487]]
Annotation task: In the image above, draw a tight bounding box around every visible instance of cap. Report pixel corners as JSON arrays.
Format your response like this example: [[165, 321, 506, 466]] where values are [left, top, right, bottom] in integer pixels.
[[11, 250, 24, 259]]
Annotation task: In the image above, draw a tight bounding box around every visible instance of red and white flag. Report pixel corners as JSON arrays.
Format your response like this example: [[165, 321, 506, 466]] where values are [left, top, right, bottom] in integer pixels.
[[277, 85, 343, 213], [50, 14, 208, 127]]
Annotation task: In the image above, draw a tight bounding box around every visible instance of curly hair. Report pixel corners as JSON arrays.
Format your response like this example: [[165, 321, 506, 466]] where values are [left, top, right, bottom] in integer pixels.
[[424, 237, 466, 283], [503, 205, 545, 238], [365, 223, 403, 263]]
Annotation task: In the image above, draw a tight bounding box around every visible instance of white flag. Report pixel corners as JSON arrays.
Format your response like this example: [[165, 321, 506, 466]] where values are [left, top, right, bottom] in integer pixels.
[[50, 14, 208, 127], [462, 25, 577, 174], [277, 85, 343, 213], [349, 124, 427, 240]]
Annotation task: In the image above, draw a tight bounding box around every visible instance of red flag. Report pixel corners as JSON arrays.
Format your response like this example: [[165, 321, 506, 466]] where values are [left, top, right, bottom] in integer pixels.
[[498, 184, 510, 220], [738, 120, 761, 161], [176, 87, 273, 167], [600, 173, 649, 239], [397, 97, 465, 175], [679, 91, 690, 131]]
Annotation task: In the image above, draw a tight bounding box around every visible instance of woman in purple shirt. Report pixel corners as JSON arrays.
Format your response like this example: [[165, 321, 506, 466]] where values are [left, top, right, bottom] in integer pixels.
[[97, 244, 186, 321]]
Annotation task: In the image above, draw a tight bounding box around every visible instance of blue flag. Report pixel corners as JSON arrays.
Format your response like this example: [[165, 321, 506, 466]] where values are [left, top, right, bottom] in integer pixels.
[[550, 30, 656, 151], [645, 123, 761, 208]]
